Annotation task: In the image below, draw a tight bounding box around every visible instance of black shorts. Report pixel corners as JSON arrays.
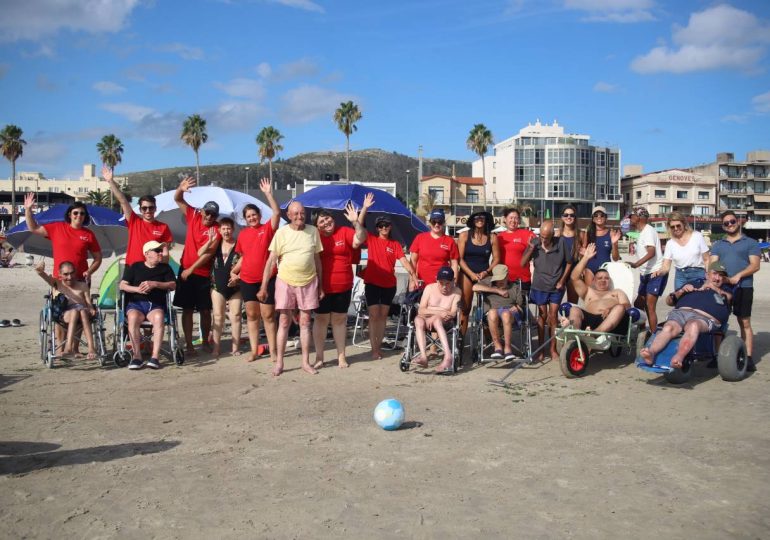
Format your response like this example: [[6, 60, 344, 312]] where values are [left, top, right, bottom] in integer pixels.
[[364, 283, 397, 307], [173, 272, 213, 311], [732, 287, 753, 318], [240, 276, 276, 305], [316, 289, 352, 314], [582, 310, 629, 336]]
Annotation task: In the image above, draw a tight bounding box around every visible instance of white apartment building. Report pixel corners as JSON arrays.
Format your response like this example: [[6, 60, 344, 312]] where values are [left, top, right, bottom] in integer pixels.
[[621, 169, 717, 217], [472, 120, 621, 219]]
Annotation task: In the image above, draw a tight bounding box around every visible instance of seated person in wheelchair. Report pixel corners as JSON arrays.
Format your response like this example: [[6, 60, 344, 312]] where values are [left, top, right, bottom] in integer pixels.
[[35, 260, 97, 359], [640, 262, 732, 369], [119, 241, 177, 370], [561, 243, 632, 349], [414, 266, 462, 373], [472, 264, 525, 361]]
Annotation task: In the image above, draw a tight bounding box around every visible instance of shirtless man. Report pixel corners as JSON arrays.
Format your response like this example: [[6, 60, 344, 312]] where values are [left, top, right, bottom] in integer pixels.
[[35, 260, 98, 359], [561, 243, 631, 349], [413, 266, 462, 373]]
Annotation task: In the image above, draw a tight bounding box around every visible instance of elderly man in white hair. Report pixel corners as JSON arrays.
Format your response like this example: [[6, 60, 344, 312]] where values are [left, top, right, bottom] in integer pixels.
[[259, 200, 324, 377]]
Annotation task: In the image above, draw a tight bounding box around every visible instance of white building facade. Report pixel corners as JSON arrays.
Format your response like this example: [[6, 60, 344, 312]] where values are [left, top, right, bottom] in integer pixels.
[[472, 120, 621, 218]]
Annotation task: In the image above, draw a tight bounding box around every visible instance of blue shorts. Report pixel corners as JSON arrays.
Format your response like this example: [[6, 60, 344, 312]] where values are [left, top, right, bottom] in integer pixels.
[[529, 288, 564, 306], [638, 273, 668, 297], [126, 301, 166, 317]]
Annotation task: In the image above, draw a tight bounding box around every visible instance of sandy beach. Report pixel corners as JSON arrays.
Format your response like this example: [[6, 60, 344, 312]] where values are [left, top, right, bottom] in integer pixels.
[[1, 253, 769, 539]]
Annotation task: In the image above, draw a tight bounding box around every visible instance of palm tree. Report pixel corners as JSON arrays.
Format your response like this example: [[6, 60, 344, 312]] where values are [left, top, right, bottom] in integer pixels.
[[181, 114, 208, 183], [96, 134, 124, 207], [0, 124, 27, 226], [87, 190, 110, 207], [467, 123, 493, 211], [255, 126, 284, 185], [417, 191, 439, 218], [333, 101, 362, 181]]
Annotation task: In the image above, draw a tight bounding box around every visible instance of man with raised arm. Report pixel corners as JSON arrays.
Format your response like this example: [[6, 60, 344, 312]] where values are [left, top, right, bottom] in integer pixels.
[[172, 176, 221, 355], [103, 165, 172, 265], [561, 243, 632, 349]]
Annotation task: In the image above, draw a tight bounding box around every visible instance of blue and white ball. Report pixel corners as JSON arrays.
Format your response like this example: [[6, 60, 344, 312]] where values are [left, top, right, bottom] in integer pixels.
[[373, 399, 405, 431]]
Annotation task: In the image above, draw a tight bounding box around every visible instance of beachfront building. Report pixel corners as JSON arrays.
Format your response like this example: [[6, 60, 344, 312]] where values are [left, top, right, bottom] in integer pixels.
[[688, 151, 770, 236], [621, 168, 717, 217], [419, 174, 487, 231], [471, 120, 622, 220]]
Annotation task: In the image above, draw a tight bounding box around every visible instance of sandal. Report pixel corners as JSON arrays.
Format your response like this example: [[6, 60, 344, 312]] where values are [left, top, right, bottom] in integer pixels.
[[0, 320, 9, 328], [11, 319, 21, 327]]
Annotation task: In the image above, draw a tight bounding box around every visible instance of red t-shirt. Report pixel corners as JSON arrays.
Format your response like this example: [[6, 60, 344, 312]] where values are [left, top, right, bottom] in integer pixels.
[[320, 226, 355, 294], [180, 206, 220, 277], [43, 221, 101, 278], [409, 232, 459, 285], [235, 221, 277, 284], [125, 213, 173, 266], [363, 233, 404, 289], [498, 228, 536, 283]]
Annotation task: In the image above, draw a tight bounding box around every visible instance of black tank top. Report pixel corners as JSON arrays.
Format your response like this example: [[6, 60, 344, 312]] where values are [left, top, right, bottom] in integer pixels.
[[464, 234, 492, 273], [213, 243, 239, 298]]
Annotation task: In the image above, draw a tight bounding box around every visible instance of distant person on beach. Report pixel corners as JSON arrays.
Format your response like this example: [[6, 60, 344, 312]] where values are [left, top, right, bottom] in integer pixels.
[[172, 176, 221, 356], [259, 200, 323, 376], [710, 211, 761, 372], [413, 266, 462, 373]]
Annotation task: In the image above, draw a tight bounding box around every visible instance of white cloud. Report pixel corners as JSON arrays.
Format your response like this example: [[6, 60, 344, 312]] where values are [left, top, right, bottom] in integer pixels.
[[93, 81, 126, 95], [256, 62, 272, 78], [100, 102, 156, 122], [208, 101, 266, 132], [274, 58, 319, 80], [269, 0, 324, 13], [0, 0, 140, 42], [213, 78, 266, 100], [564, 0, 655, 23], [593, 81, 618, 93], [752, 90, 770, 113], [156, 42, 205, 61], [280, 85, 356, 124], [632, 5, 770, 73]]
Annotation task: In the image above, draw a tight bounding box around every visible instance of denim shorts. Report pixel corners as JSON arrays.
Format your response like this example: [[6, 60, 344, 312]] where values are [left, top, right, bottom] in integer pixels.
[[674, 267, 705, 290]]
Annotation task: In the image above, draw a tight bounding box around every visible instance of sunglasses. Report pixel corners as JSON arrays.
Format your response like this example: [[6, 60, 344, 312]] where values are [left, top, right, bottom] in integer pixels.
[[430, 219, 444, 225], [140, 205, 156, 211], [70, 211, 86, 216], [592, 212, 606, 218], [474, 216, 486, 220], [376, 223, 391, 228], [150, 248, 163, 254], [723, 219, 737, 226], [562, 213, 576, 218], [670, 224, 683, 230]]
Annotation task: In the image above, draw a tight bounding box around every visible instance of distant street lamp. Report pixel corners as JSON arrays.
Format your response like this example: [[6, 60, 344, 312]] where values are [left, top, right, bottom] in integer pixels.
[[406, 169, 410, 210], [244, 166, 250, 193]]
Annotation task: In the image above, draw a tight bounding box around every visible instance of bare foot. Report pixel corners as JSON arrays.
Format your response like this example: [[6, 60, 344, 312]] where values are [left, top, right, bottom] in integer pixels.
[[86, 351, 97, 360], [640, 347, 654, 366], [231, 349, 242, 356], [671, 355, 683, 369], [312, 359, 324, 370], [414, 354, 429, 368], [272, 363, 284, 376], [246, 352, 258, 363], [435, 357, 453, 373], [302, 363, 319, 375], [371, 351, 383, 360], [212, 346, 221, 358], [338, 357, 349, 369]]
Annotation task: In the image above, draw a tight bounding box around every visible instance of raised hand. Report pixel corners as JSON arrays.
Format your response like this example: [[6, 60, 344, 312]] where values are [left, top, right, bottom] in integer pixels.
[[35, 260, 45, 273], [179, 176, 196, 192], [23, 192, 36, 210], [362, 192, 375, 209], [101, 165, 113, 182], [343, 201, 359, 224], [259, 177, 271, 194], [584, 243, 597, 260], [610, 228, 621, 244]]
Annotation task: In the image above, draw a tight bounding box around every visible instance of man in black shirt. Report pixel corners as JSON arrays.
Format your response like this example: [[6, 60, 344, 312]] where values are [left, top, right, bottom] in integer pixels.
[[120, 241, 176, 370]]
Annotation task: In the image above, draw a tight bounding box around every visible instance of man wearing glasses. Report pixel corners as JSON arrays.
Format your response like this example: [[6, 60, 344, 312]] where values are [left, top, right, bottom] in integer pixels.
[[104, 166, 173, 265], [409, 209, 459, 288], [710, 211, 760, 372]]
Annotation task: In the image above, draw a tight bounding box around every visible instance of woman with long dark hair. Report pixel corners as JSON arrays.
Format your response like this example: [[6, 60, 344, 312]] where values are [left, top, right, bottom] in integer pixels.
[[556, 204, 580, 302], [580, 205, 620, 287], [457, 211, 499, 334]]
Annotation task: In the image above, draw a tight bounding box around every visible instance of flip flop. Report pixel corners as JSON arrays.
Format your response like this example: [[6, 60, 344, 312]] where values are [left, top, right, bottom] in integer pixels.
[[11, 319, 21, 327], [0, 320, 9, 328]]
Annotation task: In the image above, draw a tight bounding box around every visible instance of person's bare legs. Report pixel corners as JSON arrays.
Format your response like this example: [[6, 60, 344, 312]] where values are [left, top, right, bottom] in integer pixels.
[[330, 312, 349, 367], [487, 309, 503, 351], [429, 315, 453, 372], [199, 309, 212, 353], [565, 307, 584, 329], [127, 310, 145, 361], [547, 302, 560, 358], [211, 290, 226, 357], [459, 273, 473, 335], [147, 309, 165, 361], [640, 320, 682, 365], [63, 310, 79, 357], [670, 319, 707, 368], [260, 303, 277, 363], [413, 316, 429, 367], [244, 301, 261, 362], [228, 293, 243, 355], [274, 310, 292, 376], [79, 310, 97, 359], [182, 309, 196, 355], [645, 294, 660, 332], [298, 309, 316, 374], [595, 304, 626, 333], [312, 312, 330, 369], [737, 316, 753, 357], [500, 310, 514, 354], [535, 304, 547, 361], [368, 304, 389, 359]]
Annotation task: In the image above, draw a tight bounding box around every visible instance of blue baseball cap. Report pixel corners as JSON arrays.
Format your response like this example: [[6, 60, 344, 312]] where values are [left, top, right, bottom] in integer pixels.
[[429, 209, 445, 222], [436, 266, 454, 281]]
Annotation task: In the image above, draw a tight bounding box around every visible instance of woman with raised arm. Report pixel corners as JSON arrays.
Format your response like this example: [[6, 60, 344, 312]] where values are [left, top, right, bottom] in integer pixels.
[[457, 211, 499, 334]]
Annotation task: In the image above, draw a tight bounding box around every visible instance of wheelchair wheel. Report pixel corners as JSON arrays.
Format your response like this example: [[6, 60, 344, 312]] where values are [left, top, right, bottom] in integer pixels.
[[636, 329, 651, 357], [559, 339, 588, 378], [113, 350, 132, 368], [717, 335, 747, 382], [39, 310, 48, 363], [664, 360, 692, 385], [609, 343, 623, 358], [399, 354, 410, 372], [469, 327, 480, 364]]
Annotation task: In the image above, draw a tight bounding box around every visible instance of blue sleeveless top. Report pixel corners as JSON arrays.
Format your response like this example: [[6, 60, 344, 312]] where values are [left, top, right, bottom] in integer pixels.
[[587, 230, 612, 273], [464, 235, 492, 273]]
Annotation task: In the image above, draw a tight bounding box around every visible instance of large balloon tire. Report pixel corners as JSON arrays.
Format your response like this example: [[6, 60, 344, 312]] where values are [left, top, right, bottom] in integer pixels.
[[559, 340, 588, 378], [664, 361, 692, 385], [717, 335, 747, 382]]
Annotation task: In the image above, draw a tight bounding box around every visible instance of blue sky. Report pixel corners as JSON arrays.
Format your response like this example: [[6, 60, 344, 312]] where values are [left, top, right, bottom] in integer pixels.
[[0, 0, 768, 179]]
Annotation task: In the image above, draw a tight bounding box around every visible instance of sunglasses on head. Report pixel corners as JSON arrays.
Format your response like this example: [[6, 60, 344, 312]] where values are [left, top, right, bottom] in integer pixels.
[[562, 213, 575, 218], [140, 205, 156, 211], [723, 219, 737, 226]]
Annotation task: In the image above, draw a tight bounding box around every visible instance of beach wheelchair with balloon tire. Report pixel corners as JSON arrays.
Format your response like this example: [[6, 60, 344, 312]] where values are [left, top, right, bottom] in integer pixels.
[[38, 291, 109, 369], [112, 290, 185, 368]]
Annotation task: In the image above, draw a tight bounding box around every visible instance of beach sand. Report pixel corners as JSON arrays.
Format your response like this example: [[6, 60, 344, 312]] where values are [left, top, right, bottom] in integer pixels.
[[0, 254, 768, 538]]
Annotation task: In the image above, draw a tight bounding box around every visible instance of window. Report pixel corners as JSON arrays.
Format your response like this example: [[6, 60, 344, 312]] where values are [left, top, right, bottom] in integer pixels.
[[635, 190, 642, 199], [654, 189, 666, 199], [467, 189, 479, 203], [676, 190, 689, 199], [492, 176, 496, 184], [428, 187, 444, 204], [698, 191, 709, 200], [659, 205, 671, 213], [492, 161, 496, 169]]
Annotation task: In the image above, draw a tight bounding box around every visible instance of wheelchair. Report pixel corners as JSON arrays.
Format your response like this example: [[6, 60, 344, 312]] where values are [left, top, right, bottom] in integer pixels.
[[112, 290, 185, 368], [398, 289, 463, 373], [467, 282, 534, 366], [556, 303, 648, 378], [635, 322, 747, 384], [38, 292, 109, 369]]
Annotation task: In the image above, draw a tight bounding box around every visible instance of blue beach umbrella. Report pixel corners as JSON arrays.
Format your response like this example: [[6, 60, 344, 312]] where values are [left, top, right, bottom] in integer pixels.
[[282, 184, 429, 245], [6, 204, 128, 257]]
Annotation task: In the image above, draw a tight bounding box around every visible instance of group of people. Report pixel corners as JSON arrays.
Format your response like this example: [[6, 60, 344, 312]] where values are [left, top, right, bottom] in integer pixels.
[[23, 171, 762, 375]]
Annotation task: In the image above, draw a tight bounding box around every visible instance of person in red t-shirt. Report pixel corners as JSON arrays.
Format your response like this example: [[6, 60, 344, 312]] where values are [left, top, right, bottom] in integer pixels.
[[312, 195, 369, 369], [409, 209, 459, 288], [23, 193, 102, 282], [171, 176, 221, 355], [363, 214, 417, 359], [103, 165, 173, 266], [230, 177, 281, 364], [496, 207, 536, 288]]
